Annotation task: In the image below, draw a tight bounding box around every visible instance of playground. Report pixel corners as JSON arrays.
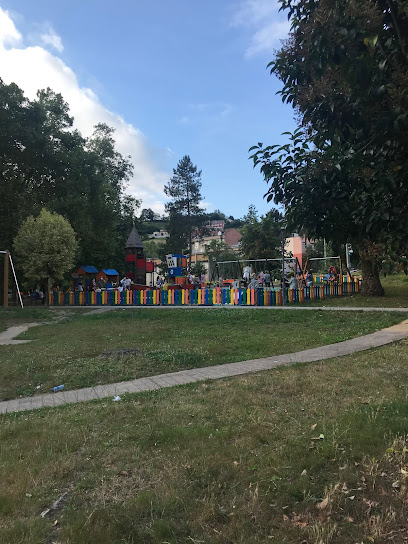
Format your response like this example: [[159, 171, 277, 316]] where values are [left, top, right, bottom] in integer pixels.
[[47, 255, 361, 308], [1, 226, 363, 309], [1, 230, 408, 543]]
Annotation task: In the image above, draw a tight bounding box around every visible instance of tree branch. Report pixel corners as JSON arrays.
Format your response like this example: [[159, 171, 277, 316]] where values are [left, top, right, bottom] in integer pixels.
[[387, 0, 408, 65]]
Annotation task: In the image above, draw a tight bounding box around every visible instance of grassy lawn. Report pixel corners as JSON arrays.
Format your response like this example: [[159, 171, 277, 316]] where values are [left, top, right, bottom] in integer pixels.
[[0, 306, 57, 333], [0, 309, 406, 401], [306, 273, 408, 308], [1, 339, 408, 543]]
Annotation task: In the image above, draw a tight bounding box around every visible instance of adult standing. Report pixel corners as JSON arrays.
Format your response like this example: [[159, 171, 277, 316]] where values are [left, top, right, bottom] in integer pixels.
[[243, 265, 251, 285], [263, 270, 271, 288]]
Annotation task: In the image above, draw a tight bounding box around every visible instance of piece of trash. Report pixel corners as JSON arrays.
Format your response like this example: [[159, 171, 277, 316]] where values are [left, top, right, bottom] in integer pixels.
[[52, 385, 64, 393], [311, 423, 317, 430], [25, 493, 32, 498], [40, 492, 68, 518], [301, 469, 307, 477], [36, 385, 41, 390], [311, 434, 325, 441], [113, 395, 121, 402]]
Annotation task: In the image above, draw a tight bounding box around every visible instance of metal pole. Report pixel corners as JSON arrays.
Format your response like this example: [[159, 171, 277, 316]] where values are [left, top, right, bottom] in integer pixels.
[[3, 250, 9, 307], [281, 227, 286, 306], [9, 254, 23, 308], [323, 238, 327, 273], [345, 243, 351, 269]]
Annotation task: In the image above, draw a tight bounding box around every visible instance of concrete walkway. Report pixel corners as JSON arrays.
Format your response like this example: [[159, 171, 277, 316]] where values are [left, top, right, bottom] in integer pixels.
[[57, 305, 408, 312], [1, 319, 407, 415], [0, 323, 40, 345]]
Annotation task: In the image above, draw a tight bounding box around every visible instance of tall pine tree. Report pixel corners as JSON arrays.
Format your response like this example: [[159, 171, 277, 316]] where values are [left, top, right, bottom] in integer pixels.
[[164, 156, 204, 265]]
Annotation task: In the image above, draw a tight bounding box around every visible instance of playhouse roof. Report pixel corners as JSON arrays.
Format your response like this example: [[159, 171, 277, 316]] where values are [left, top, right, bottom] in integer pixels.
[[101, 269, 119, 276], [79, 265, 98, 273], [125, 225, 144, 248]]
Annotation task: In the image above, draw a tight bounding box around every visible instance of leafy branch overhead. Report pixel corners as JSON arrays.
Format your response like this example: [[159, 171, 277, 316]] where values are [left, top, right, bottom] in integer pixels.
[[251, 0, 408, 295]]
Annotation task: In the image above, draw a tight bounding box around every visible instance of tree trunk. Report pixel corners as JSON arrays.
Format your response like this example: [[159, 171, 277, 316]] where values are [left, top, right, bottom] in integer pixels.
[[358, 241, 385, 296], [44, 277, 50, 306]]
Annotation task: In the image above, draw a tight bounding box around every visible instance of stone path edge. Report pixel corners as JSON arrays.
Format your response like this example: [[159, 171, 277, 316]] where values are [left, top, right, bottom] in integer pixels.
[[1, 319, 407, 415]]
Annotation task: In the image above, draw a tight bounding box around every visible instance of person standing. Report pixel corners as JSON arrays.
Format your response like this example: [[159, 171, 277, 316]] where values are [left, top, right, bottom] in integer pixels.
[[243, 265, 251, 285], [263, 270, 271, 288], [289, 274, 298, 289]]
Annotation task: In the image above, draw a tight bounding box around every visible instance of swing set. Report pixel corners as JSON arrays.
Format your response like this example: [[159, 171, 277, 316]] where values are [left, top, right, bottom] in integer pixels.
[[0, 250, 23, 308], [302, 255, 353, 281], [209, 256, 305, 286]]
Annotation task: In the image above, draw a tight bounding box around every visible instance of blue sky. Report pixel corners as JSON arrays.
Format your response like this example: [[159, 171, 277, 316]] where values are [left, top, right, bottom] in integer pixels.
[[0, 1, 295, 218]]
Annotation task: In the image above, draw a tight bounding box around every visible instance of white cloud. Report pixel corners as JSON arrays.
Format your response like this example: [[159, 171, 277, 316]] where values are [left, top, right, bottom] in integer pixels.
[[0, 7, 169, 213], [245, 19, 290, 57], [40, 25, 64, 52], [180, 102, 233, 127], [0, 7, 22, 46], [231, 0, 290, 57]]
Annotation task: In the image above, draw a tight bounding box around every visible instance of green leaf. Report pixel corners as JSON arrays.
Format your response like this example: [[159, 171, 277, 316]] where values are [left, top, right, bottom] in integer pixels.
[[364, 35, 378, 48]]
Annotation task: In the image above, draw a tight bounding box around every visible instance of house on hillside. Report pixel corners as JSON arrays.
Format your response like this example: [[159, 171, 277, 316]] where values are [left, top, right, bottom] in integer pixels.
[[147, 229, 169, 239]]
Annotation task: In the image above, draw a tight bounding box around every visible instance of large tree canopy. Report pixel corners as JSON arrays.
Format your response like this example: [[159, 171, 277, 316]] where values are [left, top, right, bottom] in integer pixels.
[[251, 0, 408, 295], [14, 209, 78, 301], [0, 80, 139, 273]]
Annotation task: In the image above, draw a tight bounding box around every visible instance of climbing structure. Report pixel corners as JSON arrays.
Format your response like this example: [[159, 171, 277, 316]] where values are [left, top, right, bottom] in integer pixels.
[[125, 225, 147, 285]]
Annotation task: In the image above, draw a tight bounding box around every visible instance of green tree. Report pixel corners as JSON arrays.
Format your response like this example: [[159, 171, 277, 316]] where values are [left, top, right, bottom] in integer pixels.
[[242, 204, 259, 225], [205, 240, 238, 280], [304, 239, 336, 273], [164, 156, 205, 264], [240, 208, 283, 260], [0, 80, 137, 272], [140, 208, 156, 221], [251, 0, 408, 295], [190, 262, 206, 277], [14, 209, 78, 303]]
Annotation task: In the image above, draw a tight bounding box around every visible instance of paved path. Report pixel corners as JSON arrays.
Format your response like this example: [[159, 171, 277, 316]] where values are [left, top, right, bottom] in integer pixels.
[[57, 306, 408, 312], [1, 319, 407, 415], [0, 323, 40, 345]]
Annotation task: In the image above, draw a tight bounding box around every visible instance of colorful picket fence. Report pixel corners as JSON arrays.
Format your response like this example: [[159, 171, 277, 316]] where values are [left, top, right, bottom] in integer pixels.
[[49, 281, 360, 307], [313, 274, 361, 283]]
